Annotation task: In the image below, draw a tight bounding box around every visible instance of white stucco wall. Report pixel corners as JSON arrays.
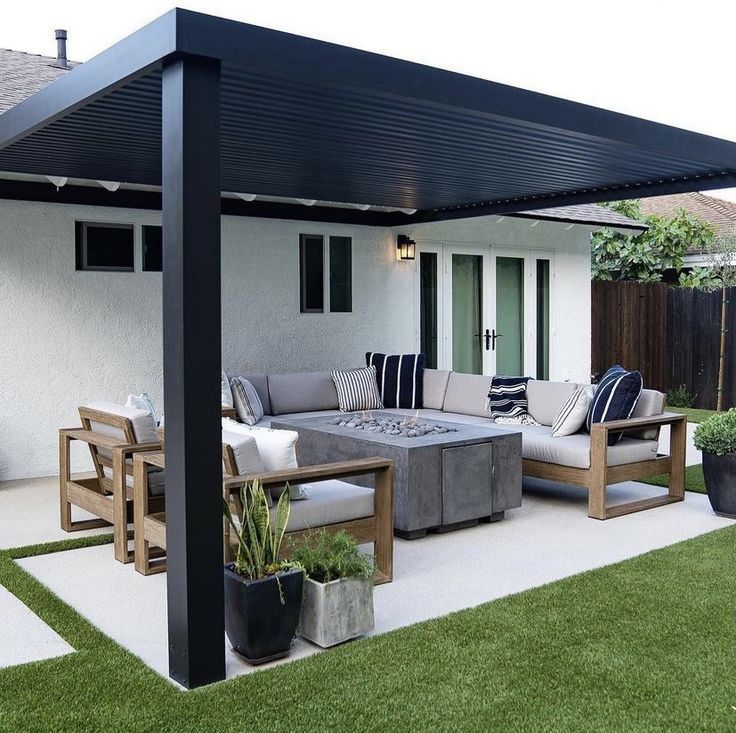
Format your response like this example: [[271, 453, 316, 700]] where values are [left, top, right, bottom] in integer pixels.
[[0, 199, 592, 480], [405, 215, 593, 384]]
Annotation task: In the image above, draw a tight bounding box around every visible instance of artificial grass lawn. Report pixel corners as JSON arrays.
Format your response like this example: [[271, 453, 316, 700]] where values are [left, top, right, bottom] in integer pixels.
[[640, 463, 706, 494], [1, 528, 734, 732], [670, 406, 718, 424]]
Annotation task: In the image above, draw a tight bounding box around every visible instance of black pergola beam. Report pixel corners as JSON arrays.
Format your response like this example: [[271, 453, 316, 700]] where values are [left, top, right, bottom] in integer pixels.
[[162, 53, 225, 689], [0, 12, 175, 150], [405, 170, 736, 224]]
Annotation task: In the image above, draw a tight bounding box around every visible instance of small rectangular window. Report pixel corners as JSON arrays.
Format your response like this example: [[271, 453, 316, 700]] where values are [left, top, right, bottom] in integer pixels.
[[75, 222, 134, 272], [300, 234, 324, 312], [329, 236, 352, 312], [142, 225, 163, 272]]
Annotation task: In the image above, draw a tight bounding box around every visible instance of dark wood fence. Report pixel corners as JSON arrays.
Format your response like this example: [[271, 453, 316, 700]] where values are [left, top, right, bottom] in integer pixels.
[[591, 281, 735, 409]]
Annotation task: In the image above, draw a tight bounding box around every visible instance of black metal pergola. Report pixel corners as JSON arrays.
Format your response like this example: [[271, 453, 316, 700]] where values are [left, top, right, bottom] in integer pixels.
[[1, 8, 735, 688]]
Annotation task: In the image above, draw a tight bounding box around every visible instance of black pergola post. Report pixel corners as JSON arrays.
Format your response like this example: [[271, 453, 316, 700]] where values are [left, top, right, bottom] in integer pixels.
[[161, 53, 225, 688]]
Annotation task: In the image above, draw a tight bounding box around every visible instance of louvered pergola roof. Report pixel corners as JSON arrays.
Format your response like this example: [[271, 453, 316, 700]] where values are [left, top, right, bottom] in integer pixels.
[[0, 8, 734, 222]]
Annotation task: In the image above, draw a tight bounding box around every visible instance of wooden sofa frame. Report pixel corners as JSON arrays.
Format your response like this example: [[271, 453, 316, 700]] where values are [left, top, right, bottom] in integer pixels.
[[59, 406, 163, 563], [134, 450, 394, 584], [523, 412, 687, 520]]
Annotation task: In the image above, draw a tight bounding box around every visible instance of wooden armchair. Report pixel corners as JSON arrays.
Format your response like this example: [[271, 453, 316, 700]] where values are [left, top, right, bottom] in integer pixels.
[[134, 452, 395, 584], [59, 406, 162, 563]]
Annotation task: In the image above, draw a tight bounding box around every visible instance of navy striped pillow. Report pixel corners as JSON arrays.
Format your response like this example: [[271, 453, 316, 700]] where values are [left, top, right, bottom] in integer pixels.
[[585, 365, 643, 445], [486, 376, 531, 419], [365, 353, 425, 409]]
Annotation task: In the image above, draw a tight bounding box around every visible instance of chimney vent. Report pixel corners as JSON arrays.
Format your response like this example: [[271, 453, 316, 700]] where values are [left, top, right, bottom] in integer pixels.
[[53, 29, 68, 69]]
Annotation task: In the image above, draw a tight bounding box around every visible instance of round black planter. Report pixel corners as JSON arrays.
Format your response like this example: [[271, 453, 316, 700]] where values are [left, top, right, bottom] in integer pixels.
[[224, 565, 304, 665], [702, 451, 736, 519]]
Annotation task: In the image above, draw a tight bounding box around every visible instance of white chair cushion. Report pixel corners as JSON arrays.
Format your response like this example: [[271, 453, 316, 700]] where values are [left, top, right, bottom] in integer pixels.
[[275, 479, 373, 532], [85, 401, 159, 444], [221, 430, 265, 476], [221, 369, 234, 408], [222, 418, 309, 500], [101, 464, 165, 495]]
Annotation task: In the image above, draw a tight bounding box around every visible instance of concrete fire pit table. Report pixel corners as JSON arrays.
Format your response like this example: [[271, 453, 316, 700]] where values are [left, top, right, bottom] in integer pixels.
[[271, 411, 522, 539]]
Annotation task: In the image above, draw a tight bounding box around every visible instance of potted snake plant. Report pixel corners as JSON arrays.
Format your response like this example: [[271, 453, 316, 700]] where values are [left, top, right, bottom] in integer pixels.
[[223, 479, 304, 664], [694, 408, 736, 518], [288, 529, 374, 648]]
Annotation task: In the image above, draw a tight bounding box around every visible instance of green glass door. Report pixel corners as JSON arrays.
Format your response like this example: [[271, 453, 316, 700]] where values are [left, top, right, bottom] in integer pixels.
[[495, 256, 524, 375], [451, 253, 484, 374]]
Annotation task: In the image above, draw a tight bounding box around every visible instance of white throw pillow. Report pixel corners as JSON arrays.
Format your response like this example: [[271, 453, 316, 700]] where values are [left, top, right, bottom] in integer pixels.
[[222, 418, 310, 500], [551, 388, 591, 437], [331, 366, 383, 411], [126, 392, 158, 427], [221, 369, 234, 408], [230, 377, 264, 425]]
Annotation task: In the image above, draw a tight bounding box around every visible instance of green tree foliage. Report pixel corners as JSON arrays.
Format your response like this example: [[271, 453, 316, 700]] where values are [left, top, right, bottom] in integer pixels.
[[591, 200, 717, 285]]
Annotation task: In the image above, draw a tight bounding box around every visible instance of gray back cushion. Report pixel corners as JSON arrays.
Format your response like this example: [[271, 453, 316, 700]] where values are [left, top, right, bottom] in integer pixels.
[[268, 371, 339, 415], [442, 372, 492, 418], [630, 388, 666, 440], [230, 373, 270, 415], [527, 380, 580, 426], [423, 369, 451, 410]]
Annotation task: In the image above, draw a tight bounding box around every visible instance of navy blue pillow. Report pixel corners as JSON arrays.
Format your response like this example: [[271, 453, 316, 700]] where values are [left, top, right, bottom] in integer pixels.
[[586, 365, 643, 445], [486, 376, 531, 419], [366, 353, 425, 409]]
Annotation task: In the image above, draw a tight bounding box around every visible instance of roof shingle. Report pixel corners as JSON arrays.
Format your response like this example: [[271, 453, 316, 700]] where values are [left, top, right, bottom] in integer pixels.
[[0, 48, 77, 115], [638, 191, 736, 237]]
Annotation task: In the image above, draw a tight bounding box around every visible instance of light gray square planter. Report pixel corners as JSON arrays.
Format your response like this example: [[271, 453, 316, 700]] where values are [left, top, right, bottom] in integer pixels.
[[299, 577, 374, 648]]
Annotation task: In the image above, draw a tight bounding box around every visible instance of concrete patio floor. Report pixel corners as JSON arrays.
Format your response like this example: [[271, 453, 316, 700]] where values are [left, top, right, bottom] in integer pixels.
[[12, 475, 733, 684]]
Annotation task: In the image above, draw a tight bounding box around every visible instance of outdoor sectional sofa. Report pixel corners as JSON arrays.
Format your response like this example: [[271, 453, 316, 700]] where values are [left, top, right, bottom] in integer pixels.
[[230, 368, 687, 520]]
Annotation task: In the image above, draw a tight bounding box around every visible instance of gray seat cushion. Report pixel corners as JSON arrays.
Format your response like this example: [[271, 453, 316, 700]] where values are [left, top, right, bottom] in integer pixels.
[[268, 371, 339, 415], [230, 373, 271, 415], [527, 380, 580, 426], [441, 372, 491, 418], [492, 424, 659, 469], [630, 388, 666, 440], [274, 479, 374, 532], [423, 369, 451, 410]]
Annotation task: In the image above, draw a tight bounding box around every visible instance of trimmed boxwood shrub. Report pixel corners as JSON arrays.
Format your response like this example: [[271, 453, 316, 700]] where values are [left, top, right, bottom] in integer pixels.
[[693, 408, 736, 456]]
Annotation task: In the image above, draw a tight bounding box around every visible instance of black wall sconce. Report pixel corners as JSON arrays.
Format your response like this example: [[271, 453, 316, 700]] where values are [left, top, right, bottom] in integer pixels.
[[397, 234, 416, 261]]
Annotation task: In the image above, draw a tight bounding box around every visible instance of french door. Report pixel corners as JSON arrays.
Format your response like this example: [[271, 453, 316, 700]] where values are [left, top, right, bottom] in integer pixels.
[[418, 244, 553, 378]]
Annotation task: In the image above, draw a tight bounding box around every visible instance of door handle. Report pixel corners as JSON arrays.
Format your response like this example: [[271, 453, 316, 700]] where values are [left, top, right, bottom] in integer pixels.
[[490, 329, 502, 351]]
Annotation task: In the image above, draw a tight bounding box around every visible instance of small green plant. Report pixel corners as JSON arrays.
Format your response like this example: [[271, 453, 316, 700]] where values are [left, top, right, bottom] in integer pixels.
[[288, 529, 374, 584], [667, 384, 697, 408], [223, 479, 299, 580], [693, 408, 736, 456]]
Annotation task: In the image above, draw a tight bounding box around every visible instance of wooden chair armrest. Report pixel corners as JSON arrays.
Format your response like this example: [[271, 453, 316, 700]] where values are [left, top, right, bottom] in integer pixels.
[[590, 411, 686, 433], [59, 428, 133, 451], [114, 441, 163, 456], [223, 457, 393, 494]]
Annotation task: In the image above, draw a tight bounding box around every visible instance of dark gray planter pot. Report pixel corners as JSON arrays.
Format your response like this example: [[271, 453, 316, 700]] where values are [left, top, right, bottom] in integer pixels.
[[702, 451, 736, 519], [224, 564, 304, 664], [299, 577, 374, 648]]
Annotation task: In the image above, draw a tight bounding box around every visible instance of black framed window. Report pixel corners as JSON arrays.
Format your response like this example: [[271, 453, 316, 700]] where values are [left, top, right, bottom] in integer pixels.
[[75, 222, 134, 272], [420, 251, 438, 368], [329, 236, 352, 312], [142, 225, 163, 272], [300, 234, 325, 312]]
